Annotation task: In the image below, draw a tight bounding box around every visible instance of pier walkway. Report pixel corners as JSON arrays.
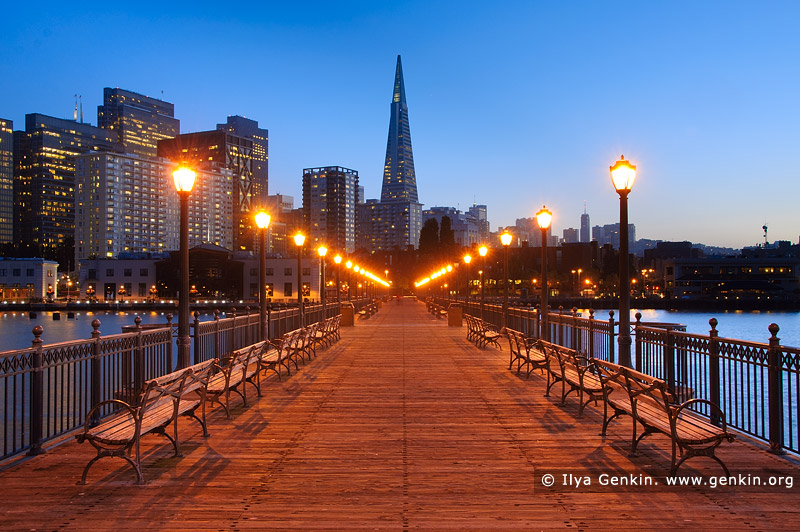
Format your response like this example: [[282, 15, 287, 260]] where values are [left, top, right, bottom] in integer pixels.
[[2, 301, 799, 531]]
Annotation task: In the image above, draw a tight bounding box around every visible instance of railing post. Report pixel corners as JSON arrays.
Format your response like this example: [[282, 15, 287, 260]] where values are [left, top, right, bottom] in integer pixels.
[[214, 310, 221, 360], [27, 326, 45, 456], [166, 314, 174, 371], [634, 312, 642, 372], [571, 307, 579, 353], [230, 307, 237, 352], [708, 318, 721, 425], [608, 311, 616, 364], [767, 323, 785, 454], [267, 306, 272, 341], [91, 320, 102, 424], [193, 311, 201, 364], [133, 316, 144, 393], [588, 309, 595, 359], [244, 306, 251, 346], [664, 328, 676, 395], [558, 306, 564, 346]]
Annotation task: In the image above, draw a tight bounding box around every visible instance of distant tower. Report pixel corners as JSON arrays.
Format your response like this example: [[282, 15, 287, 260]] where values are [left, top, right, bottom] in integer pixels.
[[580, 203, 590, 243], [364, 54, 422, 250], [381, 55, 418, 204]]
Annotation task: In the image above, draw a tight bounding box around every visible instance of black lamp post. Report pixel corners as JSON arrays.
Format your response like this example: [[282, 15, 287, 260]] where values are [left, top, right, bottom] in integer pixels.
[[463, 254, 471, 300], [255, 210, 271, 341], [610, 155, 637, 367], [173, 166, 196, 369], [536, 206, 553, 341], [479, 245, 487, 320], [318, 246, 327, 318], [294, 232, 305, 327], [500, 232, 513, 328]]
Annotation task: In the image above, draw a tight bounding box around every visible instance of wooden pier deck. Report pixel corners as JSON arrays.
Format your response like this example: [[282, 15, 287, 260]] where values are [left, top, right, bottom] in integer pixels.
[[2, 301, 799, 531]]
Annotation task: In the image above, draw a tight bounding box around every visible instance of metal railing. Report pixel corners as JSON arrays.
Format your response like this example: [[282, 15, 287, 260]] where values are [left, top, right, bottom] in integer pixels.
[[0, 300, 354, 461], [447, 298, 800, 455]]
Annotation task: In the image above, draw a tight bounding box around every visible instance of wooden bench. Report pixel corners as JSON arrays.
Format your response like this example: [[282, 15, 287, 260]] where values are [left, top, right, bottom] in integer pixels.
[[504, 328, 546, 378], [464, 314, 502, 349], [76, 359, 215, 484], [593, 358, 735, 476], [539, 341, 603, 417], [205, 342, 264, 419]]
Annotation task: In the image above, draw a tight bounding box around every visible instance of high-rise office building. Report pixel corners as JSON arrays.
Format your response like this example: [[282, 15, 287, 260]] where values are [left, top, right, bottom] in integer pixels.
[[580, 206, 590, 243], [468, 204, 490, 242], [217, 116, 268, 204], [0, 119, 12, 243], [97, 88, 179, 158], [158, 124, 266, 251], [74, 153, 233, 260], [361, 55, 423, 250], [302, 166, 358, 254], [14, 114, 120, 258]]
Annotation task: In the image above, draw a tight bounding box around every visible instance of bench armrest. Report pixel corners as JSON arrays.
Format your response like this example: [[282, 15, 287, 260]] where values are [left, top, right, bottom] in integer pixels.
[[78, 399, 138, 440], [671, 398, 734, 441]]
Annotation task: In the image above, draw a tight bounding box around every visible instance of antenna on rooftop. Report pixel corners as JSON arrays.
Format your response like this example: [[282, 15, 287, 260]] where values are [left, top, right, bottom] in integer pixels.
[[584, 201, 587, 214], [763, 224, 768, 246], [74, 95, 78, 121], [79, 95, 83, 124]]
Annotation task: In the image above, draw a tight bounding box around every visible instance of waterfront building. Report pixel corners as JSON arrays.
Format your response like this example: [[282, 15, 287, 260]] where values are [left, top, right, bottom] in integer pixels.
[[97, 88, 179, 158], [361, 55, 422, 251], [302, 166, 359, 254], [515, 217, 554, 247], [74, 153, 234, 261], [664, 256, 800, 301], [77, 256, 159, 301], [158, 123, 267, 252], [241, 255, 320, 302], [0, 258, 59, 301], [13, 114, 120, 259], [0, 118, 12, 243]]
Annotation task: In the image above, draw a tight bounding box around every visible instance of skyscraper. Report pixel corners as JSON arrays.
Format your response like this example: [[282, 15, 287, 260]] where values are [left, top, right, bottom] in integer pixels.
[[14, 113, 120, 259], [580, 205, 590, 243], [74, 152, 233, 260], [302, 166, 358, 254], [158, 123, 266, 251], [382, 56, 418, 204], [217, 116, 268, 205], [360, 55, 423, 250], [97, 88, 179, 158], [0, 119, 12, 243]]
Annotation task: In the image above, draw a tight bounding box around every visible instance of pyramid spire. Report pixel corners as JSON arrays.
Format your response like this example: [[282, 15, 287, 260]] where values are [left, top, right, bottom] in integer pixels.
[[393, 55, 406, 105], [381, 55, 417, 203]]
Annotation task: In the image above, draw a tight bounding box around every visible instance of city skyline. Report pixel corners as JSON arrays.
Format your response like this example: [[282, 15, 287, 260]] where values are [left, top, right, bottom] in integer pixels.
[[2, 1, 798, 249]]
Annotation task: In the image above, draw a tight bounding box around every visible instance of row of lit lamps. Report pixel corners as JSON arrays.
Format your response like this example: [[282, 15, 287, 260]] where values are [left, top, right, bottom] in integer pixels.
[[412, 155, 637, 365]]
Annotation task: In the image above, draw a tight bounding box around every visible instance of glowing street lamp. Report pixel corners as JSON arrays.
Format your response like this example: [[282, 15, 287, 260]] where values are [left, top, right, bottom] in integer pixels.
[[318, 246, 328, 317], [294, 232, 306, 327], [173, 166, 196, 369], [610, 155, 637, 366], [255, 210, 271, 341], [479, 245, 488, 320], [536, 205, 552, 341], [334, 255, 342, 305], [500, 231, 513, 328]]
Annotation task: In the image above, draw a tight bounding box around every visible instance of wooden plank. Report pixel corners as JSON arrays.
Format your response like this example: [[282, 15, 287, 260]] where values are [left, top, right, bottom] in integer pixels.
[[0, 302, 798, 531]]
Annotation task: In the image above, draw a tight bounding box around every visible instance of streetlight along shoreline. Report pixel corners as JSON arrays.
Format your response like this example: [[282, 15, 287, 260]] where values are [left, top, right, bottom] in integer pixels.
[[610, 154, 637, 367], [173, 166, 196, 369]]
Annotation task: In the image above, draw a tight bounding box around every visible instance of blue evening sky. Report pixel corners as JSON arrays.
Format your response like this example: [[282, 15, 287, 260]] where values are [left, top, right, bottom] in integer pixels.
[[1, 1, 798, 249]]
